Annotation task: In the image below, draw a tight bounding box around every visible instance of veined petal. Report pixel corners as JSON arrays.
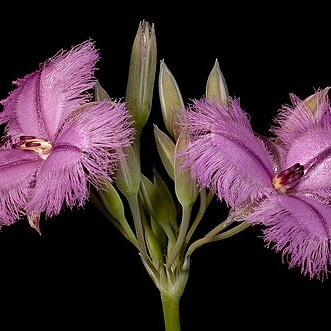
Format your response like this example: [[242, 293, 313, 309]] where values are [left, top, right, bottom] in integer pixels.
[[182, 99, 274, 206], [273, 92, 331, 153], [0, 150, 40, 226], [28, 146, 87, 217], [28, 101, 133, 217], [57, 101, 134, 185], [0, 41, 98, 140], [285, 127, 331, 195], [248, 195, 331, 279]]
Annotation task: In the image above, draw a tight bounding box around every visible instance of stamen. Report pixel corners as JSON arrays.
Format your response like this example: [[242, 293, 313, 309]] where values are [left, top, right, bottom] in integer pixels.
[[25, 142, 42, 148], [20, 135, 36, 140], [272, 163, 304, 193], [12, 136, 53, 160], [11, 141, 25, 148]]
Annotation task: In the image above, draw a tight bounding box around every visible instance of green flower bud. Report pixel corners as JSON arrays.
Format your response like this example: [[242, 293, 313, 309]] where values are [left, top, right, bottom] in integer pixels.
[[116, 145, 140, 197], [206, 59, 228, 104], [159, 61, 185, 140], [154, 125, 175, 180], [99, 181, 126, 221], [140, 174, 176, 244], [174, 133, 199, 207], [145, 224, 164, 263], [126, 21, 157, 131], [153, 169, 178, 231], [150, 216, 167, 253]]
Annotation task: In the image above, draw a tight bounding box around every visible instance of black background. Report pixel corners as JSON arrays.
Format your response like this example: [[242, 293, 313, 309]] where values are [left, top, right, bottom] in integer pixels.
[[1, 4, 331, 330]]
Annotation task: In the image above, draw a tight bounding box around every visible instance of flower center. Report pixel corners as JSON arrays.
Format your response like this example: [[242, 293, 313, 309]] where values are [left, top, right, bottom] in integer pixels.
[[12, 135, 53, 160], [272, 163, 304, 193]]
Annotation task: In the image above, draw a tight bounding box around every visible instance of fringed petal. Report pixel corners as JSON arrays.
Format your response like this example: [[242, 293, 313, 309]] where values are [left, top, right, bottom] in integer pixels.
[[0, 150, 40, 227], [0, 41, 98, 140], [182, 99, 275, 206], [273, 92, 331, 154], [56, 101, 134, 185], [248, 195, 331, 280], [27, 147, 88, 217], [285, 127, 331, 195], [0, 71, 44, 138], [29, 101, 133, 217]]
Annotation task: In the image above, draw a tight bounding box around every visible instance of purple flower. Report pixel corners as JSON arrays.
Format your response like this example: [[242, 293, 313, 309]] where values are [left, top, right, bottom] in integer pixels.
[[0, 41, 133, 232], [183, 93, 331, 279]]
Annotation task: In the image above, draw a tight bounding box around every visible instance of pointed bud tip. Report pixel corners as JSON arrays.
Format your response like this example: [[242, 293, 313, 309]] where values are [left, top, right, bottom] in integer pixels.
[[206, 59, 229, 104], [139, 20, 150, 28], [139, 20, 155, 38], [159, 59, 166, 70], [153, 124, 161, 133], [126, 19, 157, 130], [158, 61, 184, 139]]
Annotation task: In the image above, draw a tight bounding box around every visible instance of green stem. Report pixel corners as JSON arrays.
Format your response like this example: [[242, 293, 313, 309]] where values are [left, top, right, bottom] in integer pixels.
[[186, 220, 250, 256], [206, 190, 214, 205], [127, 194, 148, 258], [167, 205, 192, 267], [160, 291, 181, 331], [98, 191, 138, 246], [214, 221, 251, 240], [90, 192, 138, 248], [132, 130, 141, 166], [205, 216, 235, 237], [183, 190, 207, 249]]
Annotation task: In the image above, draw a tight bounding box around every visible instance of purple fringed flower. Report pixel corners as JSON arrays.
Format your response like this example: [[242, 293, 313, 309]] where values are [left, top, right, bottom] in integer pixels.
[[0, 41, 133, 232], [183, 92, 331, 279]]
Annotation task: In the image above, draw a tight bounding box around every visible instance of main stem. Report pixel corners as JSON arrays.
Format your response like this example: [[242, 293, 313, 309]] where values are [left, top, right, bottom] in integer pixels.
[[160, 291, 181, 331]]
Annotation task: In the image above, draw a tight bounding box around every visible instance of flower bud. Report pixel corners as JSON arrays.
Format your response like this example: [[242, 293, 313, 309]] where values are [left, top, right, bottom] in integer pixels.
[[126, 21, 157, 131], [145, 224, 164, 263], [153, 169, 178, 231], [159, 61, 185, 140], [99, 181, 126, 222], [206, 59, 229, 104], [140, 174, 176, 246], [115, 145, 140, 197], [154, 125, 175, 179], [140, 174, 170, 229], [174, 133, 199, 206]]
